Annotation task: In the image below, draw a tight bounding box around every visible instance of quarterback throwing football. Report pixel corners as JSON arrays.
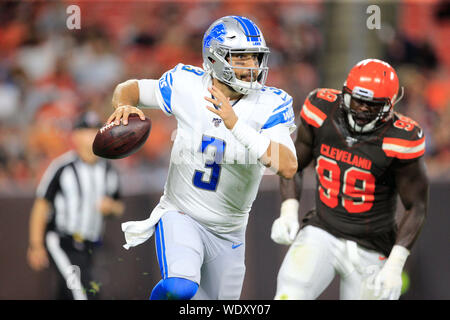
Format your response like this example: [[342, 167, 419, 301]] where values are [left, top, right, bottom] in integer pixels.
[[107, 16, 297, 300], [271, 59, 429, 300]]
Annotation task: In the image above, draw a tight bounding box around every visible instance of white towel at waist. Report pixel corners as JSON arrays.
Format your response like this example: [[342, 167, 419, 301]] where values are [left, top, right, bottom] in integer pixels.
[[121, 203, 173, 250]]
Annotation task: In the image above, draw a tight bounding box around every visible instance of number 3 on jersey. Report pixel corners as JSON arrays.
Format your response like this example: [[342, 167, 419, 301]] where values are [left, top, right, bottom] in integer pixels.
[[316, 156, 375, 213], [193, 135, 226, 191]]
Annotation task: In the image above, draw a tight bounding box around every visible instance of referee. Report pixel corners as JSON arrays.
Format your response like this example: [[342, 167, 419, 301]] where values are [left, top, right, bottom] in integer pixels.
[[27, 111, 125, 300]]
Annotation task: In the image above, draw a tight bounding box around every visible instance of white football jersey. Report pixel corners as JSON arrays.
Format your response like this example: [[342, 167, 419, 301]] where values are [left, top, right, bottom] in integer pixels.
[[139, 63, 295, 234]]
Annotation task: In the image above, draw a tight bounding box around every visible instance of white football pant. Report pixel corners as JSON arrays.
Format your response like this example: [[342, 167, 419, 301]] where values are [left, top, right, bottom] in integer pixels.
[[275, 225, 388, 300], [155, 211, 246, 300]]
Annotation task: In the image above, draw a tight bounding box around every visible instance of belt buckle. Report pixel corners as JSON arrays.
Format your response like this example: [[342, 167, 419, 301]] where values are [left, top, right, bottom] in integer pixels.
[[72, 233, 85, 251]]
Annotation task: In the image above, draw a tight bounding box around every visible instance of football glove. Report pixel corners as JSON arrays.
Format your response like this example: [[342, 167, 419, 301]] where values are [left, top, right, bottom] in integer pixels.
[[372, 245, 410, 300], [271, 199, 300, 245]]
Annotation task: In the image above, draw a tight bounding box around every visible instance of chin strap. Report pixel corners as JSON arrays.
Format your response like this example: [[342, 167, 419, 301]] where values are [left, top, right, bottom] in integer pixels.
[[393, 86, 404, 106], [347, 113, 378, 133], [343, 91, 394, 133]]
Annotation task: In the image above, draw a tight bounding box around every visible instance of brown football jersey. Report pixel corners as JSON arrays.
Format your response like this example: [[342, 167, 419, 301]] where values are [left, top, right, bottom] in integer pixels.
[[299, 88, 425, 256]]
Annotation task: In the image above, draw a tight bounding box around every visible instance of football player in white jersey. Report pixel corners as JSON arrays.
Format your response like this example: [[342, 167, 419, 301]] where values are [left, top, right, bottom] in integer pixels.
[[107, 16, 297, 300]]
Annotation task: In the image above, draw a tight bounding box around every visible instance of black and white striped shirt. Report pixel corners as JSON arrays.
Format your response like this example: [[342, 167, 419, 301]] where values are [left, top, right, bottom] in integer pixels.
[[36, 151, 121, 242]]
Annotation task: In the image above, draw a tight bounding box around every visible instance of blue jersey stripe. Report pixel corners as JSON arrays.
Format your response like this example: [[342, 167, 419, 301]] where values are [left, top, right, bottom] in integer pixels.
[[262, 108, 295, 130], [155, 220, 168, 279], [272, 98, 293, 113], [160, 220, 168, 279], [155, 221, 164, 278], [159, 72, 173, 114]]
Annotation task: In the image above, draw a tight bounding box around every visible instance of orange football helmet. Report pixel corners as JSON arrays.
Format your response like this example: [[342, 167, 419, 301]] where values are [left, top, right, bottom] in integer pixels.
[[342, 59, 403, 133]]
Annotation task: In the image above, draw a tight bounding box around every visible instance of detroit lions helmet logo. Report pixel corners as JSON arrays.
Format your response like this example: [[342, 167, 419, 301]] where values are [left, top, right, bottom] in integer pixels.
[[203, 23, 226, 48]]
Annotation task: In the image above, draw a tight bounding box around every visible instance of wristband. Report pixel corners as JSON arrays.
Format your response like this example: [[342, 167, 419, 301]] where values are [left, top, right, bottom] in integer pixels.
[[280, 199, 299, 218], [231, 119, 271, 160], [385, 245, 410, 271]]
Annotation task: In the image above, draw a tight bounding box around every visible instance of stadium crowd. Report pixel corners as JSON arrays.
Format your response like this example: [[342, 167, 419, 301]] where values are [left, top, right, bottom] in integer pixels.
[[0, 1, 448, 195]]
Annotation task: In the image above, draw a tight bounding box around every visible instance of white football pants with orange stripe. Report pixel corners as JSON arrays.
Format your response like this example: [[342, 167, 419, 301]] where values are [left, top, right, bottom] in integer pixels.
[[275, 225, 388, 300]]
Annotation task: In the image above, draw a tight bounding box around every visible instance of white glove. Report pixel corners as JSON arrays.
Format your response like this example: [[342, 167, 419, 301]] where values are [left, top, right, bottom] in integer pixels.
[[271, 199, 300, 245], [372, 245, 410, 300]]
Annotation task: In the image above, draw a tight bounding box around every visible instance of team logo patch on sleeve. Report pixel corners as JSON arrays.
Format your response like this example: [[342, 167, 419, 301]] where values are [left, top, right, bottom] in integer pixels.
[[158, 69, 175, 115], [300, 99, 327, 128], [382, 136, 425, 159]]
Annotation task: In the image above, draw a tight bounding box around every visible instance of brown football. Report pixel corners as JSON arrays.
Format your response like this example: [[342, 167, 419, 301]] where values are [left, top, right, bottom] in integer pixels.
[[92, 114, 151, 159]]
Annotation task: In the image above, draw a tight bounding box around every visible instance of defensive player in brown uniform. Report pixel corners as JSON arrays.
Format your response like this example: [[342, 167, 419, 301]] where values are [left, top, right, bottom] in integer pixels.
[[271, 59, 429, 300]]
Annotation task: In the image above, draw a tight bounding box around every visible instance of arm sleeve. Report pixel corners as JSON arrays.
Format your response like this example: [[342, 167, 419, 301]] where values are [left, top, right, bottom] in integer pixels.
[[139, 64, 200, 118], [36, 164, 63, 202], [260, 93, 296, 156], [137, 79, 160, 109], [261, 98, 296, 131], [299, 91, 328, 129], [382, 123, 426, 162], [138, 64, 181, 116], [153, 64, 181, 116], [262, 125, 297, 159]]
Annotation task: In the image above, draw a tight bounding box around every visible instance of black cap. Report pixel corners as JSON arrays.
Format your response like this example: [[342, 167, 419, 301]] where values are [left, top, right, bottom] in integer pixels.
[[73, 111, 102, 130]]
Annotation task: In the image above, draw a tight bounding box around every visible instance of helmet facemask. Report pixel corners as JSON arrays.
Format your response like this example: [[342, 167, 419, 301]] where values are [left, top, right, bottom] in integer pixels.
[[342, 86, 394, 133]]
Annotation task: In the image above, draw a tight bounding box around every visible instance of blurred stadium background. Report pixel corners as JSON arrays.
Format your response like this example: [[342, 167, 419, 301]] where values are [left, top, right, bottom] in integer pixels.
[[0, 0, 448, 300]]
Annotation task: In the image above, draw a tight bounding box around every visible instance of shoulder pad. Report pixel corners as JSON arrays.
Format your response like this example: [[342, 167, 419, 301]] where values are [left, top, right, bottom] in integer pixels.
[[260, 86, 291, 105], [162, 63, 206, 84], [300, 88, 340, 128], [158, 63, 205, 115], [382, 113, 425, 160]]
